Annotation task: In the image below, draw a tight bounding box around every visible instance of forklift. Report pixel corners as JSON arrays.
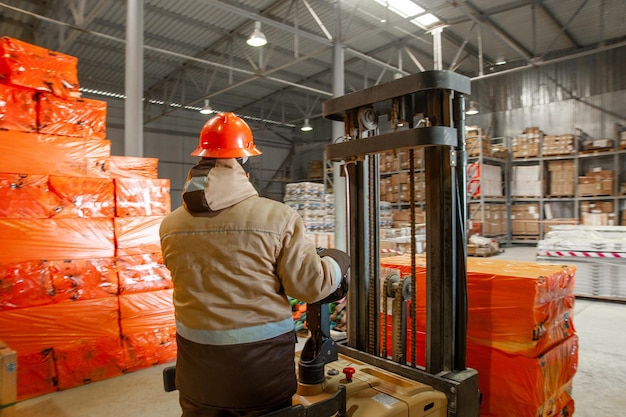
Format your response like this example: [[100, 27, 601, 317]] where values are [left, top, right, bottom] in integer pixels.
[[165, 69, 479, 416], [266, 69, 479, 416]]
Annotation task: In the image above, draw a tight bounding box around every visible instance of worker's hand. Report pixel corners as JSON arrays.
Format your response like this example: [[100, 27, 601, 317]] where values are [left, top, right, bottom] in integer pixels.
[[318, 248, 350, 277]]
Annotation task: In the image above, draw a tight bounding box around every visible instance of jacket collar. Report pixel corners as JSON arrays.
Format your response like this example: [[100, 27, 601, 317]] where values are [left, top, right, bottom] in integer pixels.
[[182, 158, 258, 213]]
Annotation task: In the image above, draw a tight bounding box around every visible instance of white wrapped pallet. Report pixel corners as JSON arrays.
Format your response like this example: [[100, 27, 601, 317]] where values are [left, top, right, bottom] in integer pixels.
[[536, 225, 626, 300]]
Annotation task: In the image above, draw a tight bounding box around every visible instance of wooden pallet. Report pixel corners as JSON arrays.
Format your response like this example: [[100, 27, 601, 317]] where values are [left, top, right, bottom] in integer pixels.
[[546, 195, 575, 198], [543, 152, 576, 157], [579, 193, 614, 197], [580, 147, 613, 154], [511, 235, 539, 241], [467, 245, 503, 257]]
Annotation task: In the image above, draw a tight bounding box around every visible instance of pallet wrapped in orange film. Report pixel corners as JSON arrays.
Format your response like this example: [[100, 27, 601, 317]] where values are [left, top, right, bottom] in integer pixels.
[[114, 178, 171, 217], [0, 84, 36, 132], [37, 93, 107, 138], [381, 256, 576, 356], [54, 336, 125, 390], [116, 253, 172, 294], [113, 216, 163, 256], [119, 290, 176, 371], [0, 297, 123, 397], [0, 173, 61, 218], [468, 335, 578, 417], [0, 131, 110, 178], [14, 348, 57, 401], [48, 175, 115, 218], [0, 260, 53, 311], [119, 289, 173, 320], [0, 218, 115, 263], [0, 36, 80, 99], [109, 155, 159, 179], [48, 258, 118, 303]]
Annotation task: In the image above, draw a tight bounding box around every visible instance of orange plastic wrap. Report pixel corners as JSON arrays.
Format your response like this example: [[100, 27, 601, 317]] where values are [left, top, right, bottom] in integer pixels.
[[116, 253, 172, 294], [37, 93, 107, 138], [15, 348, 57, 401], [0, 297, 120, 352], [465, 261, 575, 356], [0, 131, 110, 178], [468, 335, 578, 417], [119, 289, 173, 320], [109, 155, 159, 179], [0, 83, 36, 132], [0, 218, 115, 263], [122, 316, 177, 372], [119, 289, 176, 371], [0, 260, 53, 310], [0, 36, 80, 99], [381, 256, 576, 356], [380, 312, 426, 366], [114, 178, 171, 217], [54, 336, 125, 390], [48, 175, 115, 218], [48, 258, 118, 303], [0, 173, 61, 218], [114, 216, 163, 256]]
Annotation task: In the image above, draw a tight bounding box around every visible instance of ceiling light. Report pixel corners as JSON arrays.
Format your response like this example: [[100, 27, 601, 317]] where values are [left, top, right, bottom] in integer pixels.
[[199, 99, 213, 115], [466, 101, 479, 116], [495, 58, 507, 66], [247, 21, 267, 47], [301, 118, 313, 132]]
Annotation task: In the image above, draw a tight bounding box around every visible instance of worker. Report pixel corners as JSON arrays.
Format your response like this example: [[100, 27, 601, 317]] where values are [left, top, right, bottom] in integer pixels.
[[159, 112, 350, 417]]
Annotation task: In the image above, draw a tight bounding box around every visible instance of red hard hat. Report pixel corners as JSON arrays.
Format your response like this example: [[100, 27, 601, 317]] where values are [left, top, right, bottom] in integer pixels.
[[191, 112, 262, 158]]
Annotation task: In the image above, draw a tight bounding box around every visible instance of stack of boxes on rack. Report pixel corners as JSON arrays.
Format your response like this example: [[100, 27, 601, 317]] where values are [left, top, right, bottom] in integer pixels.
[[0, 37, 174, 402], [511, 127, 542, 158], [578, 168, 614, 198], [511, 127, 580, 239], [379, 149, 427, 255], [381, 256, 578, 417], [465, 127, 507, 241], [283, 181, 334, 248]]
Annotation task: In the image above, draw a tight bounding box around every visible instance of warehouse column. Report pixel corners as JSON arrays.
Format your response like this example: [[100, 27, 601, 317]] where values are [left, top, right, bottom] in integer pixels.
[[125, 0, 144, 157]]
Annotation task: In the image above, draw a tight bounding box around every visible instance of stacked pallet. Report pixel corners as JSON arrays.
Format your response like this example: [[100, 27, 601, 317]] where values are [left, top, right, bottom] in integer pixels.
[[542, 134, 575, 156], [467, 163, 503, 198], [380, 256, 578, 417], [537, 225, 626, 299], [578, 167, 614, 197], [0, 37, 174, 400], [512, 127, 542, 158]]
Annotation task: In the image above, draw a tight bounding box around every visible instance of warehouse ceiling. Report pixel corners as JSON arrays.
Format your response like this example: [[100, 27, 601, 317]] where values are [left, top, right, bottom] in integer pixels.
[[1, 0, 625, 137]]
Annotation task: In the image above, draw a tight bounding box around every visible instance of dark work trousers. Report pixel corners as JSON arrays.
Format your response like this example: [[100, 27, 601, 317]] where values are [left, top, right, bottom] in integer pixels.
[[175, 332, 297, 417]]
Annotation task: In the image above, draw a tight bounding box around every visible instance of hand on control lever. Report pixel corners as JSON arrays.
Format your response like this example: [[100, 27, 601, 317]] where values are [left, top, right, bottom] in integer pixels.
[[317, 248, 350, 276], [317, 248, 350, 304]]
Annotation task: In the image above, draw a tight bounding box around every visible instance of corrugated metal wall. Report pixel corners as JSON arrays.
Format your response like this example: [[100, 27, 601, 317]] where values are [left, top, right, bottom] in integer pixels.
[[467, 46, 626, 139]]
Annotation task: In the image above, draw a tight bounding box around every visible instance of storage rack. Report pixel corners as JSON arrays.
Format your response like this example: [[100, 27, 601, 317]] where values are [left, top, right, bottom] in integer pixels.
[[466, 127, 509, 244], [509, 127, 626, 244]]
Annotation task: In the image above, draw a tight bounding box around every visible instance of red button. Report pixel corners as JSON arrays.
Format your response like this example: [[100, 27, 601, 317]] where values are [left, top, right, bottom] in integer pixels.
[[343, 367, 355, 382]]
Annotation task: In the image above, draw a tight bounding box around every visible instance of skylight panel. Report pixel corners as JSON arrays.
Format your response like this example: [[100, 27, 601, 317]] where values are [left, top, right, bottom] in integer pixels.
[[374, 0, 425, 18], [412, 13, 440, 27]]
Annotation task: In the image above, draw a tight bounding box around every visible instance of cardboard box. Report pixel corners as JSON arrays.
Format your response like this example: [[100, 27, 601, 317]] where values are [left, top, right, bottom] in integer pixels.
[[0, 341, 17, 417], [578, 183, 600, 196]]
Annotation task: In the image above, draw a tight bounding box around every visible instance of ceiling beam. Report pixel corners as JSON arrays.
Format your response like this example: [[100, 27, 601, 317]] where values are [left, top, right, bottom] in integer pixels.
[[449, 0, 534, 64], [539, 0, 589, 60], [537, 2, 581, 49]]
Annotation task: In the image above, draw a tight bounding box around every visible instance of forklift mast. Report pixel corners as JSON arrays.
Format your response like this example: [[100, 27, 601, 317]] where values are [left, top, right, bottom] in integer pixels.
[[322, 70, 480, 416]]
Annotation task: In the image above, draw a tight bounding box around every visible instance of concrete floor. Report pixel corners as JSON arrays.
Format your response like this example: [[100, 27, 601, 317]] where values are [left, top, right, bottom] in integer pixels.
[[15, 246, 626, 417]]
